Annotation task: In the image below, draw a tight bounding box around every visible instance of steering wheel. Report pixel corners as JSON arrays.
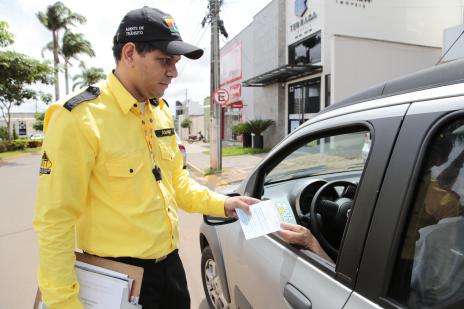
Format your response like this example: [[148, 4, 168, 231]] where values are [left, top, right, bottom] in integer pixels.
[[310, 180, 357, 259]]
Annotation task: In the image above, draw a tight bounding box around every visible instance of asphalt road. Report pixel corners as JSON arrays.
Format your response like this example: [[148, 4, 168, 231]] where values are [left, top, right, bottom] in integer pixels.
[[0, 153, 209, 309]]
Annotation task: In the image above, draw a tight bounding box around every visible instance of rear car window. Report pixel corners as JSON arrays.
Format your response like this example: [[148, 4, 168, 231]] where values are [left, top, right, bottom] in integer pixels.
[[388, 118, 464, 308]]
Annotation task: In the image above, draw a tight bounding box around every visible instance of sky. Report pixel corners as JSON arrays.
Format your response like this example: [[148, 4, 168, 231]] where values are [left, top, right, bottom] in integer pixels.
[[0, 0, 273, 113]]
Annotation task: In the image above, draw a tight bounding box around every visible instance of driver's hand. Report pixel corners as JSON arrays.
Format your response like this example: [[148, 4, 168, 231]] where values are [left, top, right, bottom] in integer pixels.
[[278, 223, 313, 248], [278, 223, 333, 263]]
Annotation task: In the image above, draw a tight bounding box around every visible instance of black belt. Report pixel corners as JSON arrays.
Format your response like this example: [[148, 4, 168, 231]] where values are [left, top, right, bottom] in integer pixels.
[[102, 249, 178, 267]]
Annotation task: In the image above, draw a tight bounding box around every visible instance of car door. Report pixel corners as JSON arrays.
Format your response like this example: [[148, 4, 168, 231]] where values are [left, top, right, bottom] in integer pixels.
[[215, 103, 409, 309], [348, 95, 464, 308]]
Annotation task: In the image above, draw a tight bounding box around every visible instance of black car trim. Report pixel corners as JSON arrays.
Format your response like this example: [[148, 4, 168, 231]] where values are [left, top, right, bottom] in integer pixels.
[[378, 110, 464, 307], [337, 114, 408, 289]]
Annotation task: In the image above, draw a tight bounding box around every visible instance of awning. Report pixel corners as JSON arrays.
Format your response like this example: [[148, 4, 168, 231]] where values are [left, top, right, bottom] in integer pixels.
[[242, 64, 322, 87]]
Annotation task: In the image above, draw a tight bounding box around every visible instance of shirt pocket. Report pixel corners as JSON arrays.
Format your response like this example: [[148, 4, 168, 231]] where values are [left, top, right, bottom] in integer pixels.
[[104, 154, 146, 201], [158, 142, 175, 161]]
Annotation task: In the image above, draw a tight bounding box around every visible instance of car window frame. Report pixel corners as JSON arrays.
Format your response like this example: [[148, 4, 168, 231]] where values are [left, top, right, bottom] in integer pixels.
[[355, 97, 464, 307], [234, 104, 409, 290], [250, 121, 374, 282]]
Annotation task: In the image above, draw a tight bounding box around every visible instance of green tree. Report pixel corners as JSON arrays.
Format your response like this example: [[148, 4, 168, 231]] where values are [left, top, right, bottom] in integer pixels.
[[0, 51, 52, 140], [72, 62, 106, 90], [33, 112, 45, 131], [181, 117, 192, 134], [43, 31, 95, 95], [37, 1, 86, 100], [0, 21, 14, 47]]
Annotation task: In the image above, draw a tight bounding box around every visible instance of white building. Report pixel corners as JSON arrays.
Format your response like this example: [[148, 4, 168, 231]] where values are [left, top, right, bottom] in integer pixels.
[[220, 0, 463, 148], [0, 112, 40, 138]]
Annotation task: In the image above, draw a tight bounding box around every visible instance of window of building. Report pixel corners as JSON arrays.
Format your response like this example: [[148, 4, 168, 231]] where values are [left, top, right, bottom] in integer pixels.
[[388, 118, 464, 308], [288, 78, 321, 132], [289, 31, 321, 65]]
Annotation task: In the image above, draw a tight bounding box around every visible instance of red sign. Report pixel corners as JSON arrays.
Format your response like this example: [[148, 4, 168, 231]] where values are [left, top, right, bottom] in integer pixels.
[[228, 84, 241, 103], [213, 88, 229, 106], [229, 101, 243, 108]]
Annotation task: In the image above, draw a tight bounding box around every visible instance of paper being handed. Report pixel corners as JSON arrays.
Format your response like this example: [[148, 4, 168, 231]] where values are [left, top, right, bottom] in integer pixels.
[[236, 199, 297, 240]]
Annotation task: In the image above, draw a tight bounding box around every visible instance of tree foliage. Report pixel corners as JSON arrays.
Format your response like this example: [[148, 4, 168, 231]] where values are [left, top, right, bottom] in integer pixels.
[[0, 50, 52, 140], [33, 112, 45, 131], [43, 30, 95, 95], [0, 21, 14, 47], [72, 62, 106, 90], [37, 1, 87, 100]]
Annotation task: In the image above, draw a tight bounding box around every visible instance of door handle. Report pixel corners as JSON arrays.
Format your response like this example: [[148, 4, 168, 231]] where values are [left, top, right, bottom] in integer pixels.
[[284, 283, 312, 309]]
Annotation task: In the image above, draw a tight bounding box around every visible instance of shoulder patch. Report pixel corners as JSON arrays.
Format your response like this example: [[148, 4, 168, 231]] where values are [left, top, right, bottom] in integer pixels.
[[63, 86, 100, 111]]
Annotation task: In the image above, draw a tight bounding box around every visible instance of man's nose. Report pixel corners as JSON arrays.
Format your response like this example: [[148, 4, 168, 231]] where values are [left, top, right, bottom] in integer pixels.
[[166, 63, 178, 78]]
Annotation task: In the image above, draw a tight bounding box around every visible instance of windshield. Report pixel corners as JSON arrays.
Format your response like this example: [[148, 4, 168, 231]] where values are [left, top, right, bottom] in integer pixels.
[[265, 131, 371, 184]]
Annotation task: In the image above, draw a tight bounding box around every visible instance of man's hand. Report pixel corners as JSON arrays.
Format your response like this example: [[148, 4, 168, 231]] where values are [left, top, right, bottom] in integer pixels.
[[224, 196, 260, 218], [278, 222, 333, 263]]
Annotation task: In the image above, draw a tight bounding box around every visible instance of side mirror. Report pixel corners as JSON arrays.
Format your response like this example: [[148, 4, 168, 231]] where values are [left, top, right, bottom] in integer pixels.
[[203, 192, 240, 226], [203, 215, 237, 226]]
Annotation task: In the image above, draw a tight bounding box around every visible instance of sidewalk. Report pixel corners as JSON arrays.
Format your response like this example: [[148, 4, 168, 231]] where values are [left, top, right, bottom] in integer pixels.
[[184, 142, 267, 190]]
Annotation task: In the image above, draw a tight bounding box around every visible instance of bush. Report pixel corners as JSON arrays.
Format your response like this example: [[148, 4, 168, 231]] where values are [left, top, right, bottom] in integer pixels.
[[0, 126, 8, 140], [231, 122, 252, 135], [247, 119, 275, 135], [0, 139, 41, 152], [26, 139, 43, 148]]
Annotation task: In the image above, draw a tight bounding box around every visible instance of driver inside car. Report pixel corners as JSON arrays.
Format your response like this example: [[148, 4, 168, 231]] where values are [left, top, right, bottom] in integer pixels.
[[278, 222, 334, 263]]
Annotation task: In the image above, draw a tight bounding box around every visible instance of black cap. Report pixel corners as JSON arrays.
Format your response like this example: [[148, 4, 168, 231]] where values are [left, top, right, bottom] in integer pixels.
[[114, 7, 203, 60]]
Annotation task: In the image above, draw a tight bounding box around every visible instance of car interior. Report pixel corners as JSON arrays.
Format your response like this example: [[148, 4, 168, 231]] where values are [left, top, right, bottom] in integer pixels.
[[259, 130, 370, 262]]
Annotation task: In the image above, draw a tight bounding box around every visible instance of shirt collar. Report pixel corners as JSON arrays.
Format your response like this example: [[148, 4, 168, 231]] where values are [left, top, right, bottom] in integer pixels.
[[107, 72, 138, 114], [108, 72, 165, 114]]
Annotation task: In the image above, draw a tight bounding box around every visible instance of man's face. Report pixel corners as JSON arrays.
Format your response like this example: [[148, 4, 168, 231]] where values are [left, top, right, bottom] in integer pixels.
[[131, 49, 180, 99]]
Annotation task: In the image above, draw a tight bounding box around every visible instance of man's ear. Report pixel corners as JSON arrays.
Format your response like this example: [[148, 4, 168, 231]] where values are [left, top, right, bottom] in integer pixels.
[[121, 43, 137, 66]]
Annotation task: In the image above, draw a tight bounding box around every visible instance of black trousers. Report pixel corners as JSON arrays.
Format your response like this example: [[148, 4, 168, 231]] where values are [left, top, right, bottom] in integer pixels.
[[106, 249, 190, 309]]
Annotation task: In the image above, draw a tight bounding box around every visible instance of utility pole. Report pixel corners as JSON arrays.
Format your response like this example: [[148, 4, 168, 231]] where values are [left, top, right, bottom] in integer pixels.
[[202, 0, 228, 172], [209, 0, 221, 172]]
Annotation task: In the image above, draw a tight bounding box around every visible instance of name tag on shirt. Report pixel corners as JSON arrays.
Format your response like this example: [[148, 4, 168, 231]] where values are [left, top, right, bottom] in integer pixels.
[[154, 128, 175, 137]]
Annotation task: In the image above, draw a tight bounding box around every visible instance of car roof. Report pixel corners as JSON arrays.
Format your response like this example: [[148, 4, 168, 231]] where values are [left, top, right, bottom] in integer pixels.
[[322, 58, 464, 114], [291, 59, 464, 133]]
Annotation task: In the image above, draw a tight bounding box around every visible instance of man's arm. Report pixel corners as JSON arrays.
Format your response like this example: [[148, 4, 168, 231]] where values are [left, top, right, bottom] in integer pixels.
[[169, 133, 256, 216], [33, 106, 96, 309]]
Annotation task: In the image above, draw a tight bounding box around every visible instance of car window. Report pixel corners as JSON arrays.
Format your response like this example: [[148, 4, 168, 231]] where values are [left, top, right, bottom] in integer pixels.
[[265, 132, 370, 184], [388, 118, 464, 308], [262, 129, 371, 264]]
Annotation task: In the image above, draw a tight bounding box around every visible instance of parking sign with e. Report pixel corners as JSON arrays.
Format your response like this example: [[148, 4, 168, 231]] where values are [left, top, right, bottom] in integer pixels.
[[213, 88, 229, 106]]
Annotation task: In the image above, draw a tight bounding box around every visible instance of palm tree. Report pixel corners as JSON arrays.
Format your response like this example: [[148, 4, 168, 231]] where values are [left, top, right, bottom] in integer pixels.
[[62, 31, 95, 94], [42, 31, 95, 95], [37, 2, 86, 100], [72, 62, 106, 90]]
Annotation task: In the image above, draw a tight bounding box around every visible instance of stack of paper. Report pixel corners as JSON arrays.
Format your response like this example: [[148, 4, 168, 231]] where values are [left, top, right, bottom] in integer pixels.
[[39, 261, 135, 309]]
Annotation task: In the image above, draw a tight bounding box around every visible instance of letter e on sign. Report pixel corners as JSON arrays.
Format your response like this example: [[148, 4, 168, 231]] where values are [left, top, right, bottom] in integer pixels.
[[213, 88, 229, 106]]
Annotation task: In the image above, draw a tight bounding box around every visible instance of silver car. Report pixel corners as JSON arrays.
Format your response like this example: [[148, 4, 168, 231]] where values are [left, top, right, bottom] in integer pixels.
[[199, 59, 464, 309]]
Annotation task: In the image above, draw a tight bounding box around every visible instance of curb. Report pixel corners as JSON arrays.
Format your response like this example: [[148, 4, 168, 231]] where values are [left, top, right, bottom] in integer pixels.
[[186, 161, 205, 175]]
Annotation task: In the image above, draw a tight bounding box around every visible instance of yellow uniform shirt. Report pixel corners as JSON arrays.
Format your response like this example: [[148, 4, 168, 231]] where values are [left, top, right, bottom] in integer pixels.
[[33, 72, 227, 309]]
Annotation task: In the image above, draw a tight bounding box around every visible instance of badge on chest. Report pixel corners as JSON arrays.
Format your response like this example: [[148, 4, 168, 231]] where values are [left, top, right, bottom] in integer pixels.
[[154, 128, 174, 137]]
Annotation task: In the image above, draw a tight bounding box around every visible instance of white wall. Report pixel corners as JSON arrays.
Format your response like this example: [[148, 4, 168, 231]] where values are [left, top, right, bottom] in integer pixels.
[[325, 0, 463, 48], [331, 35, 441, 102]]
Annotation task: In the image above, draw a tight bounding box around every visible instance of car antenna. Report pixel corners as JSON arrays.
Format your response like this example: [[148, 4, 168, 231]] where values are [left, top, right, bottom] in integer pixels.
[[436, 29, 464, 65]]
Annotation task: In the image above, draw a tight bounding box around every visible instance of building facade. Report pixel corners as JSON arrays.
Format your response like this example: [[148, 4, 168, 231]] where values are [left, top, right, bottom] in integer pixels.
[[220, 0, 463, 148], [0, 112, 41, 138]]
